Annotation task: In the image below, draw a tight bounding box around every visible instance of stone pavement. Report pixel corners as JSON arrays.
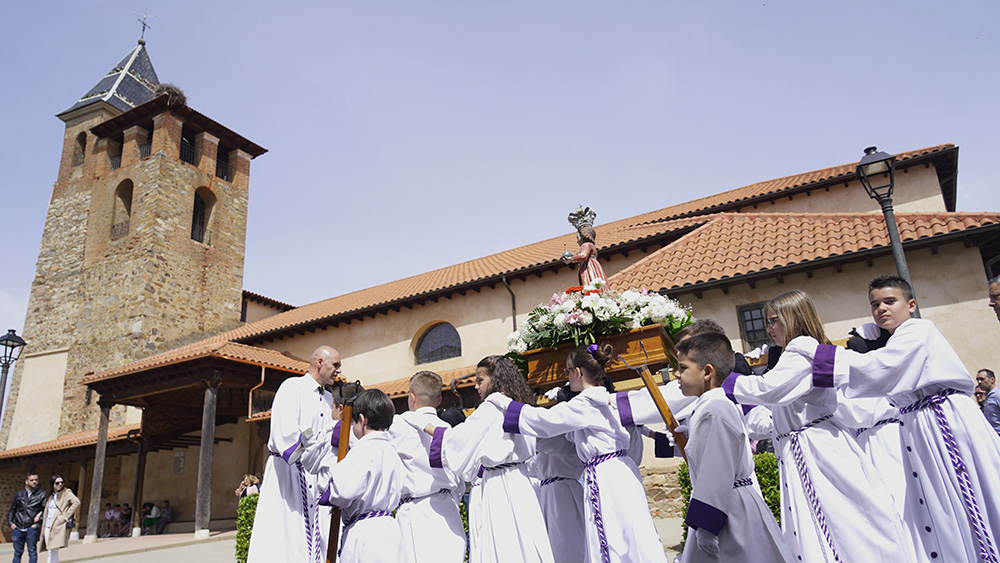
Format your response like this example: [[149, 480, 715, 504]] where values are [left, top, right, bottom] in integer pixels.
[[0, 518, 683, 561]]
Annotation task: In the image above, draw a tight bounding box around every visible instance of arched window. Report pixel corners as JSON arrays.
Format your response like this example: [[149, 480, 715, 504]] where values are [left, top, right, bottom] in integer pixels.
[[73, 133, 86, 166], [111, 180, 133, 241], [191, 187, 216, 244], [415, 323, 461, 365]]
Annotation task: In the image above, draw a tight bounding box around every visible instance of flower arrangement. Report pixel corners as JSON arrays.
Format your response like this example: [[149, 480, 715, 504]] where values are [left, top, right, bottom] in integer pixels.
[[506, 279, 693, 354]]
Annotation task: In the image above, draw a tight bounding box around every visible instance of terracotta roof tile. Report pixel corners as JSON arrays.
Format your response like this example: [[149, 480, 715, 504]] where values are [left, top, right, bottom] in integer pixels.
[[368, 365, 479, 399], [0, 424, 140, 459], [84, 341, 308, 383], [608, 212, 1000, 291], [87, 144, 954, 383]]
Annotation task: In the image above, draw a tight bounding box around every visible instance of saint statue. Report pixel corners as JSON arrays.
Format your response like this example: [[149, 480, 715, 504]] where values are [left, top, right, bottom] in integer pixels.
[[563, 205, 607, 286]]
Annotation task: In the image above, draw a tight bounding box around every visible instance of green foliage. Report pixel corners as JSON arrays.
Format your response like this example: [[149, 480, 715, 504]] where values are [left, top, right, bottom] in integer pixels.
[[676, 452, 781, 551], [459, 496, 470, 562], [235, 493, 259, 563], [504, 351, 529, 379], [753, 452, 781, 525]]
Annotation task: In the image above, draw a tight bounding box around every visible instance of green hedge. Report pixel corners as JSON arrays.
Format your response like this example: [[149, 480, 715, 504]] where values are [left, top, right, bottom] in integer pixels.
[[676, 452, 780, 548], [236, 493, 259, 563]]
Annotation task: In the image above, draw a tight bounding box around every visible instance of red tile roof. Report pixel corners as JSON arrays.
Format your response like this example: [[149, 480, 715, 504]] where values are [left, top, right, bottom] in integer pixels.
[[84, 341, 308, 383], [87, 144, 955, 383], [607, 212, 1000, 292], [0, 424, 140, 459]]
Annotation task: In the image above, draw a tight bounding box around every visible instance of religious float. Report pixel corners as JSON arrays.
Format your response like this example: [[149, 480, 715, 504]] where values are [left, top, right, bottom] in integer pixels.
[[505, 206, 695, 457]]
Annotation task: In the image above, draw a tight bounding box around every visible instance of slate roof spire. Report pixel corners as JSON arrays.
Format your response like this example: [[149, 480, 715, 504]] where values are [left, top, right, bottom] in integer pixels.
[[58, 39, 160, 117]]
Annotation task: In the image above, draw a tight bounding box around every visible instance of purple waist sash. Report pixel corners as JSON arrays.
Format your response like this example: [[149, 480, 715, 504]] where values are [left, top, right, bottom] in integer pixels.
[[775, 414, 841, 562], [397, 488, 452, 508], [584, 450, 627, 563], [339, 510, 393, 556], [898, 389, 998, 563]]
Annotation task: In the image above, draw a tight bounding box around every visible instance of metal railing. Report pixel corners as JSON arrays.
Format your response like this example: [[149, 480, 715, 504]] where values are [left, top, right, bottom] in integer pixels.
[[109, 153, 122, 170], [191, 225, 212, 245], [111, 220, 129, 241], [179, 142, 198, 166], [72, 153, 84, 167], [139, 142, 151, 159], [215, 159, 234, 182]]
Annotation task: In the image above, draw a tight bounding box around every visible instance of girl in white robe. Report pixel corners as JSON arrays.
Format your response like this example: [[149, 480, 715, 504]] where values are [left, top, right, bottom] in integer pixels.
[[528, 433, 588, 563], [818, 317, 1000, 562], [733, 290, 916, 563], [487, 343, 668, 563], [420, 356, 554, 563], [316, 389, 405, 563]]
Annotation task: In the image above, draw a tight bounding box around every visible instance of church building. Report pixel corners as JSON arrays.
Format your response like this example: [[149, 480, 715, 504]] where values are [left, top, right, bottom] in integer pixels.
[[1, 39, 998, 540]]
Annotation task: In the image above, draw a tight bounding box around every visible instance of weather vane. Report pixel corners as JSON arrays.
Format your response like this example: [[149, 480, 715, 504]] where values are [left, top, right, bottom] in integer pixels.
[[135, 9, 156, 41]]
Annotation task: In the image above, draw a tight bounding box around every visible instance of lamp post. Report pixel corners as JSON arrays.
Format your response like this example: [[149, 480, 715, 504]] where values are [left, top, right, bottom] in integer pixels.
[[0, 329, 27, 421], [856, 146, 920, 318]]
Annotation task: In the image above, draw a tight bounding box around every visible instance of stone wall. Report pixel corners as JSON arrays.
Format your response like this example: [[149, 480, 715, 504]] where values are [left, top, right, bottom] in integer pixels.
[[2, 107, 250, 448], [642, 464, 686, 519]]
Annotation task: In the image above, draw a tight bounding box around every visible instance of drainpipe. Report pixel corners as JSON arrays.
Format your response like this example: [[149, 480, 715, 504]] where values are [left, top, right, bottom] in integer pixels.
[[501, 275, 517, 331]]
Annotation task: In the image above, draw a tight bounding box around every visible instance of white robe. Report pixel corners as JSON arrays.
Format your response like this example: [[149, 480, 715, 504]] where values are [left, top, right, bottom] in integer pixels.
[[733, 336, 916, 563], [489, 387, 668, 563], [316, 431, 405, 563], [429, 397, 554, 563], [680, 388, 792, 563], [833, 393, 907, 519], [248, 374, 334, 563], [526, 436, 588, 563], [387, 407, 466, 563], [827, 318, 1000, 562]]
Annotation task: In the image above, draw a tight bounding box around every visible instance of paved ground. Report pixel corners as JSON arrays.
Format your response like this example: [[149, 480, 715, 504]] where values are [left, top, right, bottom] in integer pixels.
[[0, 517, 683, 561]]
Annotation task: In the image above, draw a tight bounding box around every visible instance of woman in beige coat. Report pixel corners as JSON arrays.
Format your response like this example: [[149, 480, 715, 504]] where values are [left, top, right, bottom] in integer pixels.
[[41, 475, 80, 563]]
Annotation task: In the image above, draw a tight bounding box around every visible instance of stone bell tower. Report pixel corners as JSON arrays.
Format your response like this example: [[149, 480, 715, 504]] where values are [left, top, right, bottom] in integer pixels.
[[0, 40, 267, 449]]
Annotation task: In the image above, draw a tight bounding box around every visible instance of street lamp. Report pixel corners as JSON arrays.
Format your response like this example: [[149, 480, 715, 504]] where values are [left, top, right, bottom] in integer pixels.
[[857, 146, 920, 317], [0, 329, 27, 420]]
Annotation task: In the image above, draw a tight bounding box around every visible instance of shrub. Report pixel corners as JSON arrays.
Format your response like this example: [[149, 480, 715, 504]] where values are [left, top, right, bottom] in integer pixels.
[[235, 493, 259, 563], [677, 452, 780, 550]]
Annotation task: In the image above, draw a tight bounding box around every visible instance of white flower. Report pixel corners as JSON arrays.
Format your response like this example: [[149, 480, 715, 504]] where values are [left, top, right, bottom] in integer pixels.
[[554, 313, 569, 328]]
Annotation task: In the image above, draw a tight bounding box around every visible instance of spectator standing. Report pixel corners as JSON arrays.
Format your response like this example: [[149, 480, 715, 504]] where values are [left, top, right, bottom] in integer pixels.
[[40, 474, 80, 563], [977, 369, 1000, 436], [976, 388, 987, 409], [8, 472, 46, 563]]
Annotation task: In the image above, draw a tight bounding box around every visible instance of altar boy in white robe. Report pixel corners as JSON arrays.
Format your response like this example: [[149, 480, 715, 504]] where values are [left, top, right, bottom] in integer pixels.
[[387, 371, 466, 563], [812, 275, 1000, 562], [316, 389, 406, 563], [675, 333, 792, 563]]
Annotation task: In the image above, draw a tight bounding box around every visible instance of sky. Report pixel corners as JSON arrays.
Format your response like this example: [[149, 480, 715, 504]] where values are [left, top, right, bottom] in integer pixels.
[[1, 1, 998, 340]]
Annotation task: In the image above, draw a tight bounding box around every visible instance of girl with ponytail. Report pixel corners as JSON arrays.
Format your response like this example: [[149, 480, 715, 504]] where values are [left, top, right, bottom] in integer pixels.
[[485, 342, 669, 563]]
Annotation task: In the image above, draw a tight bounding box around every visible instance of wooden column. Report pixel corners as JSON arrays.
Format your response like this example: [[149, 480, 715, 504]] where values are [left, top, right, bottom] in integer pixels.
[[70, 459, 87, 541], [83, 398, 113, 544], [129, 437, 148, 537], [194, 373, 222, 538]]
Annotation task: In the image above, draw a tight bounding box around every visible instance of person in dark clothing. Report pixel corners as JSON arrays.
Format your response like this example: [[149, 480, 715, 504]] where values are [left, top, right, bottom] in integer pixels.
[[8, 472, 45, 563]]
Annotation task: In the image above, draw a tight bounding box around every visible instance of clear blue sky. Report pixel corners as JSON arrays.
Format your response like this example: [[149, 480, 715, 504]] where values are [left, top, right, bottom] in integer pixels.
[[1, 1, 997, 336]]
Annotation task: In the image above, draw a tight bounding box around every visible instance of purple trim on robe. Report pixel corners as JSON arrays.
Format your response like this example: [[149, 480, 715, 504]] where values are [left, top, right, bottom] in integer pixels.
[[812, 344, 837, 388], [503, 402, 525, 434], [331, 421, 342, 447], [686, 498, 728, 536], [477, 465, 484, 479], [722, 372, 740, 397], [429, 426, 446, 469], [653, 432, 675, 458], [616, 392, 635, 427], [317, 484, 334, 507], [282, 432, 304, 463]]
